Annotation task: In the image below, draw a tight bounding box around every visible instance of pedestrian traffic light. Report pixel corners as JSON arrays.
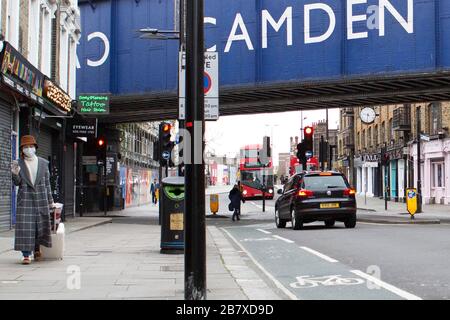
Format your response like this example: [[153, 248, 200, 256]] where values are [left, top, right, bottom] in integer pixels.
[[159, 122, 174, 166], [303, 126, 314, 153]]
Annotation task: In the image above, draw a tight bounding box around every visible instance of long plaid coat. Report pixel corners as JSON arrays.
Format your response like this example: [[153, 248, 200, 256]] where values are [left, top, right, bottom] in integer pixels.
[[12, 157, 54, 251]]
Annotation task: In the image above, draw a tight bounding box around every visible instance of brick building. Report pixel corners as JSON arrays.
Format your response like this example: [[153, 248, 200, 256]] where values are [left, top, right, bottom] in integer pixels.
[[338, 102, 450, 205]]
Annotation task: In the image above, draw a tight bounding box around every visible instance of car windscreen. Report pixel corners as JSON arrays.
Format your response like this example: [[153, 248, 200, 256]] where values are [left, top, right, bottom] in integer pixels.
[[303, 175, 348, 190]]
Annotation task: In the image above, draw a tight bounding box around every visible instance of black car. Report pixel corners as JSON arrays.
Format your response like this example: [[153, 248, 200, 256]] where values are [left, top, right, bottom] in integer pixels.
[[275, 171, 357, 230]]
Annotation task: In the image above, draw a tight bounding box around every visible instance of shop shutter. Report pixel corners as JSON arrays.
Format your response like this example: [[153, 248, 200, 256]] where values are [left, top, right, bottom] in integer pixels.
[[36, 126, 53, 162], [0, 102, 12, 231], [64, 142, 74, 217]]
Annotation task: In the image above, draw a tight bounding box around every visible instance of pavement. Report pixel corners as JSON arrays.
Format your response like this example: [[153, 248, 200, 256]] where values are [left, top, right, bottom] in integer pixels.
[[356, 195, 450, 224], [0, 202, 281, 300]]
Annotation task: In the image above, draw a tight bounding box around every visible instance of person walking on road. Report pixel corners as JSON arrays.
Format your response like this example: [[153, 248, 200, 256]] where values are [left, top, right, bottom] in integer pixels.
[[229, 184, 245, 221], [11, 135, 55, 265]]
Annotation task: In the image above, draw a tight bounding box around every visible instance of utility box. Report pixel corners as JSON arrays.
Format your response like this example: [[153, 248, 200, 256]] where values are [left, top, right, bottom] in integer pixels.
[[160, 177, 184, 254]]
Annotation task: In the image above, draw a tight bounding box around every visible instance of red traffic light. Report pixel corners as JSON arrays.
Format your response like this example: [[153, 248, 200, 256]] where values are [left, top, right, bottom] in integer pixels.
[[162, 124, 171, 133], [97, 138, 105, 147], [304, 126, 313, 136]]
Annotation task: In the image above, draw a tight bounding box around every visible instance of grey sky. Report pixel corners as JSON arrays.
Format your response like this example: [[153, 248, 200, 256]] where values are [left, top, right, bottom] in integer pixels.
[[205, 108, 340, 165]]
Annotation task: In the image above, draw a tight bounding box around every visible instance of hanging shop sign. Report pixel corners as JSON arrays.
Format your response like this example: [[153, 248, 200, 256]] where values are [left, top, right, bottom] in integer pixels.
[[77, 94, 110, 115], [43, 79, 72, 114], [0, 41, 44, 105], [69, 118, 97, 138]]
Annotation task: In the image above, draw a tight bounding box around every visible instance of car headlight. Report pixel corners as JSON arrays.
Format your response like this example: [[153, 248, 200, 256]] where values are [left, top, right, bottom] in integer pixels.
[[243, 190, 248, 195], [269, 189, 273, 194]]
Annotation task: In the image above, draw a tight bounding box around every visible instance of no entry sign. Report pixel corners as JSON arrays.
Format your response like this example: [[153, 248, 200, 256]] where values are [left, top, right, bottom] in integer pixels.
[[179, 51, 219, 121]]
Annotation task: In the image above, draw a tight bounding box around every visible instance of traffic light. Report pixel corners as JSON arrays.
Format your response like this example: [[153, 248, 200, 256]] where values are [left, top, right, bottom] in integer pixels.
[[159, 122, 174, 166], [258, 136, 271, 165], [303, 126, 314, 153], [96, 136, 107, 162], [296, 142, 306, 162]]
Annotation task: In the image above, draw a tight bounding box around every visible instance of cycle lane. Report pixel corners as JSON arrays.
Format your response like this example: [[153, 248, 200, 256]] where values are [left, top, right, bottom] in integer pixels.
[[221, 225, 421, 300]]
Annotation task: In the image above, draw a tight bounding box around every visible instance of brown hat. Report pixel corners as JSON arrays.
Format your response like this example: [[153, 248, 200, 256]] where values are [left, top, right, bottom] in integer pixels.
[[20, 135, 38, 149]]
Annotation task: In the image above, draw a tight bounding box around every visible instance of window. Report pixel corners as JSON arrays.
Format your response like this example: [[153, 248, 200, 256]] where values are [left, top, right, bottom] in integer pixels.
[[429, 103, 442, 135], [432, 161, 445, 188], [303, 175, 348, 190], [389, 118, 393, 142], [381, 122, 385, 144], [374, 125, 378, 146], [368, 127, 372, 148], [362, 130, 366, 148]]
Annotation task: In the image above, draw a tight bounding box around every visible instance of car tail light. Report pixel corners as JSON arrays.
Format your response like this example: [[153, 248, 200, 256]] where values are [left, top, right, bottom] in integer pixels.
[[298, 189, 314, 197], [344, 188, 356, 196]]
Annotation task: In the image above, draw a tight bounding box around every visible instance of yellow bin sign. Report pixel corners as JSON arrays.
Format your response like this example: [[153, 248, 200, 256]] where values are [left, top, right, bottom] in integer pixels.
[[210, 194, 219, 214], [406, 189, 418, 216]]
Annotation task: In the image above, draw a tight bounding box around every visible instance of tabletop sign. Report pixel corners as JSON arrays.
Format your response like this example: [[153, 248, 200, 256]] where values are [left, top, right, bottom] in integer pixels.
[[78, 94, 110, 115]]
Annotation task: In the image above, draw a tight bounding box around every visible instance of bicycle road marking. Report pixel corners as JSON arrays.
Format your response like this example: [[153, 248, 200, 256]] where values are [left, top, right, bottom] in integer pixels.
[[256, 228, 272, 235], [221, 227, 298, 300], [272, 235, 295, 243], [300, 246, 339, 263], [350, 270, 422, 300], [290, 275, 365, 289]]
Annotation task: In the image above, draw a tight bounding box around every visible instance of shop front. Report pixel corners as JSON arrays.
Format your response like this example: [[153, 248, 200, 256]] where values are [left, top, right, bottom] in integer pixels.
[[355, 154, 379, 198], [412, 139, 450, 205], [0, 41, 46, 231], [0, 41, 74, 227], [386, 146, 408, 202]]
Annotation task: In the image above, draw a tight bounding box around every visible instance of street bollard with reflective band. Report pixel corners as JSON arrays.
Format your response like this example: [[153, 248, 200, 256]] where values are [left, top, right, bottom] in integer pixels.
[[406, 188, 418, 220], [160, 177, 184, 254], [210, 194, 219, 215]]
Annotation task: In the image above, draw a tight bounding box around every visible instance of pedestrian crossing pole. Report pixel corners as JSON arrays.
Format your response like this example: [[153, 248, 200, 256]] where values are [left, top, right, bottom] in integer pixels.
[[184, 0, 206, 300]]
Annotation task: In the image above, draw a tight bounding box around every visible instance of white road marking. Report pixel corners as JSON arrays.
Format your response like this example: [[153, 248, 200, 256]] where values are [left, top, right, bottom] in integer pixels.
[[221, 228, 298, 300], [350, 270, 422, 300], [250, 201, 275, 210], [241, 237, 276, 242], [256, 228, 272, 235], [299, 246, 339, 263], [272, 235, 295, 244]]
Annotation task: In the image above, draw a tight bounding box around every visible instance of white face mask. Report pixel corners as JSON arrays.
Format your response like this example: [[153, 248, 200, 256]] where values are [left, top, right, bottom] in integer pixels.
[[23, 147, 36, 158]]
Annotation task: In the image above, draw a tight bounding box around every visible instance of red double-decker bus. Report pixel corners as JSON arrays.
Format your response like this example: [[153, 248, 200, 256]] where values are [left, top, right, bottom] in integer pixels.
[[239, 144, 274, 200], [289, 155, 320, 176]]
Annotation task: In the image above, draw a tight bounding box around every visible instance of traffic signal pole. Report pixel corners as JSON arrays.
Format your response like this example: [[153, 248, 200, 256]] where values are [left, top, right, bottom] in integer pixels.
[[185, 0, 206, 300]]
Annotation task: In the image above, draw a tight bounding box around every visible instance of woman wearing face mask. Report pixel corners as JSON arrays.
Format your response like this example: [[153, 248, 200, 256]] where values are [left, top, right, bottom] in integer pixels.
[[11, 135, 55, 265]]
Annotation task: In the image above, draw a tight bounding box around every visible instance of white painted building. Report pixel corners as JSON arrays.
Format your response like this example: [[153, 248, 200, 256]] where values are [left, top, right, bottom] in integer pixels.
[[1, 0, 80, 98]]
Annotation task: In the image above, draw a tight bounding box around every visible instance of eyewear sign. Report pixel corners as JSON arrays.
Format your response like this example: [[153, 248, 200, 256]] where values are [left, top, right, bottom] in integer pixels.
[[78, 94, 110, 115], [70, 118, 97, 138]]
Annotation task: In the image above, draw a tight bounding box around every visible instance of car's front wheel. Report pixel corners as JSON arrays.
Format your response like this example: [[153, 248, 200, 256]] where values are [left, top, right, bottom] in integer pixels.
[[344, 214, 357, 228], [291, 208, 303, 230], [275, 208, 286, 228]]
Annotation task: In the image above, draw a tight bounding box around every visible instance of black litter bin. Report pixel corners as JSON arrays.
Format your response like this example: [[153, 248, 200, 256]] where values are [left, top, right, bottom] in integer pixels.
[[160, 177, 184, 254]]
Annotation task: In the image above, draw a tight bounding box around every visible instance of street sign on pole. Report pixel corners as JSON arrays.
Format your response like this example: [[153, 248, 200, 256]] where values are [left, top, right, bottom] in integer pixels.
[[179, 51, 219, 121]]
